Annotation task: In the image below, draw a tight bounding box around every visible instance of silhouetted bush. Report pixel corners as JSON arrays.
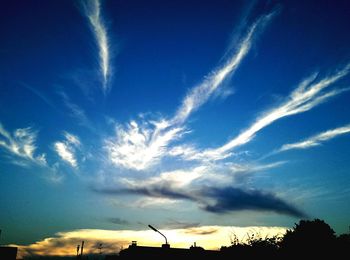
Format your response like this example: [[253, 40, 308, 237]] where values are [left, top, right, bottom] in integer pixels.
[[221, 231, 280, 259]]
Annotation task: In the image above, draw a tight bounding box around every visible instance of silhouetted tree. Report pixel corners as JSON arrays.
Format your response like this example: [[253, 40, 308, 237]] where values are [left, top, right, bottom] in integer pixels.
[[280, 219, 336, 257], [336, 233, 350, 256]]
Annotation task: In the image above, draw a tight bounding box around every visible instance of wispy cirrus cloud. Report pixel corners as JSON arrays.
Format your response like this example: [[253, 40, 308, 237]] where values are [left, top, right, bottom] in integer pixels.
[[0, 122, 47, 166], [82, 0, 111, 92], [54, 131, 81, 168], [0, 122, 63, 182], [60, 91, 95, 131], [171, 11, 276, 125], [20, 82, 58, 111], [182, 64, 350, 161], [278, 124, 350, 152], [105, 11, 275, 171], [105, 120, 185, 171]]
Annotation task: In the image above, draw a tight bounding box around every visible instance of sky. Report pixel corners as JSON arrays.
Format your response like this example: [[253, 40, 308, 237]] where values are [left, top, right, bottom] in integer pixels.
[[1, 0, 350, 257]]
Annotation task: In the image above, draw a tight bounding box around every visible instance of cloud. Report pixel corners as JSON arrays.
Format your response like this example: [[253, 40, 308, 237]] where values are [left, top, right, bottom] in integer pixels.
[[226, 161, 286, 174], [54, 131, 81, 168], [131, 197, 181, 209], [20, 82, 57, 111], [64, 131, 81, 147], [279, 124, 350, 152], [201, 186, 305, 218], [60, 91, 95, 131], [95, 162, 303, 218], [105, 119, 185, 170], [0, 122, 47, 166], [171, 11, 276, 125], [115, 161, 284, 192], [12, 226, 287, 258], [107, 217, 130, 225], [0, 122, 62, 182], [82, 0, 111, 92], [54, 142, 77, 168], [184, 227, 219, 235], [185, 64, 350, 161], [163, 220, 200, 229], [105, 11, 274, 171], [119, 166, 206, 190]]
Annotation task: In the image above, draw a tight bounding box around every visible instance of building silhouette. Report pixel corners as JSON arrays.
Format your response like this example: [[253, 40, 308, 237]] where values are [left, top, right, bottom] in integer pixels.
[[0, 246, 17, 259], [105, 241, 219, 259]]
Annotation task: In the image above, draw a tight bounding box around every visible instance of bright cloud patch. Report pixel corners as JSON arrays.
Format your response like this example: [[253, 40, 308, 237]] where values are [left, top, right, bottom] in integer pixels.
[[54, 132, 81, 168], [12, 226, 287, 258], [0, 122, 47, 166], [105, 120, 185, 171]]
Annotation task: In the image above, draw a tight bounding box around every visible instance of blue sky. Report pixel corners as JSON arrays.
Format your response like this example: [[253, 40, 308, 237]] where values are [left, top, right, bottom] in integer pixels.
[[1, 0, 350, 256]]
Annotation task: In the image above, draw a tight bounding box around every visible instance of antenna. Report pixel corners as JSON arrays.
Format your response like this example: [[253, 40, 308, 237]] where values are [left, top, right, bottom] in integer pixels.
[[148, 224, 168, 245], [80, 241, 84, 256], [99, 243, 102, 254]]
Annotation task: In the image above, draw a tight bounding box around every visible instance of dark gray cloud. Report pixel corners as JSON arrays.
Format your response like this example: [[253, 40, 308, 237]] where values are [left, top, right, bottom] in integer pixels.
[[201, 186, 306, 218], [94, 185, 194, 201], [93, 183, 305, 218], [163, 220, 200, 229], [184, 227, 219, 235], [107, 217, 130, 225]]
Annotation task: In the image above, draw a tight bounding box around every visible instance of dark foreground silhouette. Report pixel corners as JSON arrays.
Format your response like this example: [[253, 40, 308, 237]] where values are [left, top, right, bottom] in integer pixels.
[[5, 219, 350, 259]]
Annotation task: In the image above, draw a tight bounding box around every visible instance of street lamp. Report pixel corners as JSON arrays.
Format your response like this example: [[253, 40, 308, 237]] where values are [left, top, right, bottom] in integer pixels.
[[148, 224, 168, 245]]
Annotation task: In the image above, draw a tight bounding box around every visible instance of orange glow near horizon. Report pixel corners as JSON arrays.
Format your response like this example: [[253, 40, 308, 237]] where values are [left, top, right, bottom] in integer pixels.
[[12, 225, 287, 259]]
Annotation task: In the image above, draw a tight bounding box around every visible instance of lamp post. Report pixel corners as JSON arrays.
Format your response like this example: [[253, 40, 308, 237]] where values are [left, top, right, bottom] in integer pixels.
[[148, 225, 168, 246]]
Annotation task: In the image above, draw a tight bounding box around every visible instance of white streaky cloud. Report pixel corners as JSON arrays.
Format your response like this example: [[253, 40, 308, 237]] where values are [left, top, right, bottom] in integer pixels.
[[105, 120, 185, 171], [105, 12, 275, 171], [186, 64, 350, 161], [171, 11, 275, 125], [119, 161, 285, 197], [12, 226, 287, 258], [279, 124, 350, 152], [133, 197, 180, 208], [83, 0, 110, 92], [199, 161, 286, 186], [0, 123, 64, 182], [63, 131, 81, 147], [227, 161, 286, 174], [54, 131, 81, 168], [120, 166, 207, 190], [0, 123, 47, 166], [59, 91, 95, 131], [20, 82, 58, 111], [54, 142, 77, 168]]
